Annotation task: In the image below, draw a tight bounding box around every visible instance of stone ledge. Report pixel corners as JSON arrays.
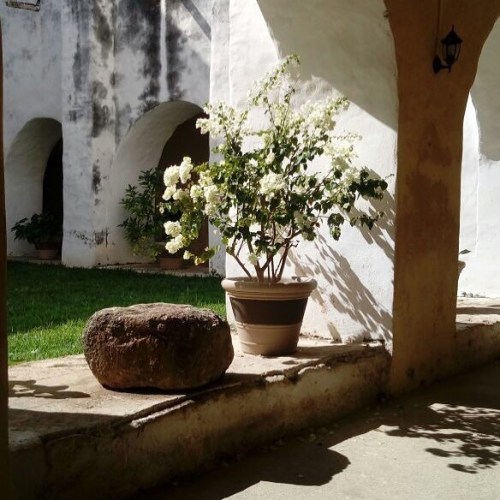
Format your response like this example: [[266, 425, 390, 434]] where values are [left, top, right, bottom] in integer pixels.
[[9, 338, 388, 499], [456, 298, 500, 371]]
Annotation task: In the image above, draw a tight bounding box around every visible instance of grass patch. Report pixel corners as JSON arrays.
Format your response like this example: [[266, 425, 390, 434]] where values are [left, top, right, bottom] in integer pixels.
[[7, 262, 225, 364]]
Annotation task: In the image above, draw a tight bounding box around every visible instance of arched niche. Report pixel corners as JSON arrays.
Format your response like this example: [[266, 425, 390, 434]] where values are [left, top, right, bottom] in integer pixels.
[[5, 118, 63, 254], [108, 101, 209, 263]]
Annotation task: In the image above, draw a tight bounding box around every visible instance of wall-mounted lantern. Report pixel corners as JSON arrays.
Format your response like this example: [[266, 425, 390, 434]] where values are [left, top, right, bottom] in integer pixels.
[[433, 25, 463, 74]]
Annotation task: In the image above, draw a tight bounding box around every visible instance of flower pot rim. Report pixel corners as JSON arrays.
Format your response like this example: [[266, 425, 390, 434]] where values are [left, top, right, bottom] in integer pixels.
[[222, 277, 317, 300], [222, 276, 317, 284]]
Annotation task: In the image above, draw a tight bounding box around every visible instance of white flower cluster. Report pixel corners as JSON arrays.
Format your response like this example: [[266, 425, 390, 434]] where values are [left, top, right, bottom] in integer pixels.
[[164, 221, 181, 237], [196, 103, 247, 139], [162, 157, 194, 201], [163, 166, 179, 188], [259, 173, 287, 198], [265, 152, 275, 165], [165, 235, 184, 254], [179, 157, 193, 183], [164, 221, 185, 253]]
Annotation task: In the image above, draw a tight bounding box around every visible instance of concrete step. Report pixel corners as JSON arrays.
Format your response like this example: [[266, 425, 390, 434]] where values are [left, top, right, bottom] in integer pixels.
[[9, 338, 388, 499]]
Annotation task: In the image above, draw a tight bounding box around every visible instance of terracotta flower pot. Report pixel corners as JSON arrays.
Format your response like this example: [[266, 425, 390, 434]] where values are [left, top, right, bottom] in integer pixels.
[[35, 243, 60, 260], [221, 277, 317, 356], [157, 255, 184, 270]]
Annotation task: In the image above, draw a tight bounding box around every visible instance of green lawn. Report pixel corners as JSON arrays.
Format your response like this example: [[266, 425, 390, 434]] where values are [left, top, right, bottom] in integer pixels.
[[7, 262, 225, 364]]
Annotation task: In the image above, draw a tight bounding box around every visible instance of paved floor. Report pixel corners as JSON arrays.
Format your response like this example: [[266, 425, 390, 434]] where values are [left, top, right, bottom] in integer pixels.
[[139, 360, 500, 500]]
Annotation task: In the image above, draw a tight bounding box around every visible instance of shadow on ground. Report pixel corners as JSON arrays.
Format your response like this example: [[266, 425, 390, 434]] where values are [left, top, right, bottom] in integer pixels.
[[139, 361, 500, 499], [9, 380, 90, 399]]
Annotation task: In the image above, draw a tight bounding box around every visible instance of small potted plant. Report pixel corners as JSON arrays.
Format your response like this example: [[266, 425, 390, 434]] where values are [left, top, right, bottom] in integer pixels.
[[11, 212, 61, 260], [119, 168, 184, 269], [162, 55, 388, 355], [458, 249, 470, 278]]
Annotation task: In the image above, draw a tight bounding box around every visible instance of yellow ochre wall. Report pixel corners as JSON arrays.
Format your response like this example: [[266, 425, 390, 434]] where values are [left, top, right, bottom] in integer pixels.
[[385, 0, 500, 393]]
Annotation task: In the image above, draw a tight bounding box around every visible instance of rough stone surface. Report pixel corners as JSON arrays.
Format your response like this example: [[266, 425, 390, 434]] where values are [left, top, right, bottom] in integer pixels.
[[83, 303, 234, 391]]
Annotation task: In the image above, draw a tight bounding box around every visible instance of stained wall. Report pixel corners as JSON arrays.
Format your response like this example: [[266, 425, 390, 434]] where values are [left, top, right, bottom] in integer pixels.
[[1, 0, 214, 267]]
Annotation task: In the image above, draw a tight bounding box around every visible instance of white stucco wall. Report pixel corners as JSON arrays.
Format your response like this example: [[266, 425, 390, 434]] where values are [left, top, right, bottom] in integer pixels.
[[0, 0, 62, 146], [102, 0, 213, 266], [1, 0, 63, 253], [459, 20, 500, 298], [219, 0, 398, 342], [3, 0, 215, 266]]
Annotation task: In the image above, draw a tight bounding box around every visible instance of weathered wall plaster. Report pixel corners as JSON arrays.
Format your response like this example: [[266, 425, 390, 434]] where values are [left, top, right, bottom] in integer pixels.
[[220, 0, 398, 342], [0, 0, 62, 253], [0, 0, 62, 146], [0, 22, 10, 497], [2, 0, 214, 267]]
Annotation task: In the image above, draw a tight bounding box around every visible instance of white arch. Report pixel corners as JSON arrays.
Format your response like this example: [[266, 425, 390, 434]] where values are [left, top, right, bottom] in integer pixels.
[[5, 118, 62, 255], [105, 101, 204, 263]]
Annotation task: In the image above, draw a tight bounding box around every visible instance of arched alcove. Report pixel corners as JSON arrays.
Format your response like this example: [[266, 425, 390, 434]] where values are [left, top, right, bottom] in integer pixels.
[[157, 113, 209, 263], [108, 101, 209, 263], [5, 118, 63, 254], [459, 18, 500, 297]]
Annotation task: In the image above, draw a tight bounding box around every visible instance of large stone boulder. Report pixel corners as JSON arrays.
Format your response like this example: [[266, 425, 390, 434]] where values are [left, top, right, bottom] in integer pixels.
[[83, 303, 234, 391]]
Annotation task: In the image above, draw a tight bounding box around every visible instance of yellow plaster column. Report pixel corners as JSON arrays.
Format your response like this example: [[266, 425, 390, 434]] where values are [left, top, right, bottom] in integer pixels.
[[0, 23, 10, 498], [385, 0, 500, 393]]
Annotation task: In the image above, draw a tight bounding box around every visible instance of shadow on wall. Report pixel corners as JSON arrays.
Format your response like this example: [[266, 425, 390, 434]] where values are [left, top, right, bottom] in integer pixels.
[[257, 0, 398, 131], [181, 0, 211, 39], [292, 245, 393, 343], [347, 169, 396, 263], [289, 186, 395, 343], [470, 18, 500, 161], [254, 0, 397, 341]]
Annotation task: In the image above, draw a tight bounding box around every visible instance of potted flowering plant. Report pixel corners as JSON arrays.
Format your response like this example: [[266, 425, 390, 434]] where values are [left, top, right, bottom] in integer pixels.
[[162, 55, 388, 355]]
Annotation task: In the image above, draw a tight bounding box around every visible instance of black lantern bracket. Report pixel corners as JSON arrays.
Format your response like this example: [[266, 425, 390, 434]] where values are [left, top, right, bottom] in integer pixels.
[[433, 25, 463, 74]]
